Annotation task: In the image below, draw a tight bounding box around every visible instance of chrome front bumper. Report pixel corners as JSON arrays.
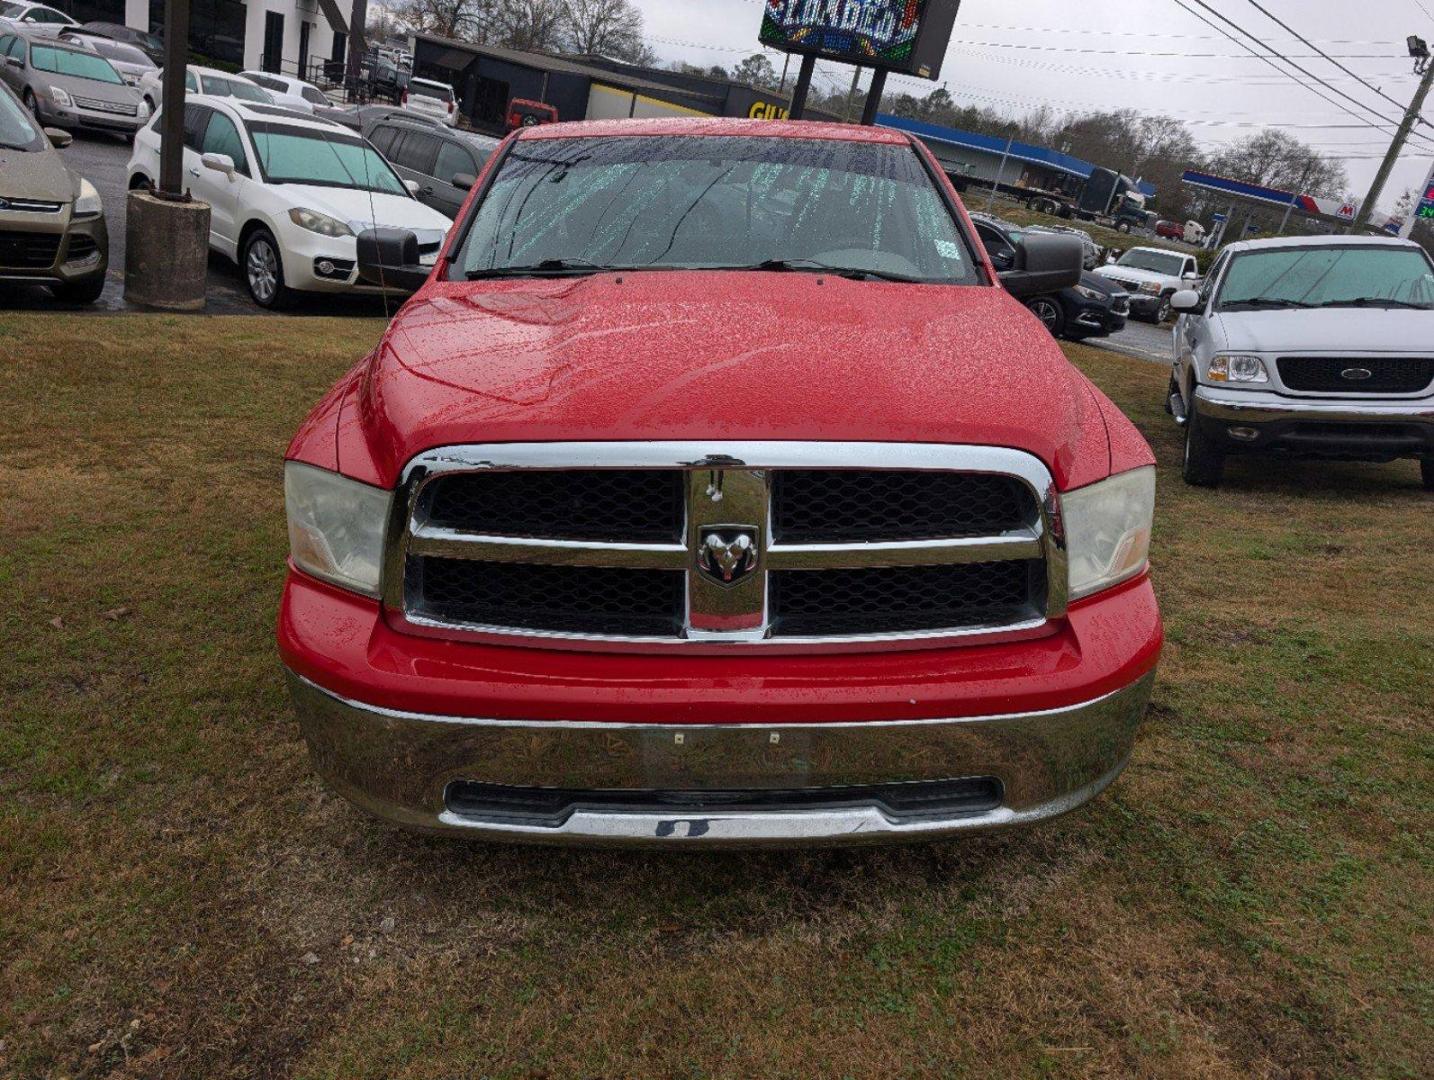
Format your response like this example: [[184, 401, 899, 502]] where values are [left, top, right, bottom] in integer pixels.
[[1193, 385, 1434, 425], [288, 670, 1155, 847]]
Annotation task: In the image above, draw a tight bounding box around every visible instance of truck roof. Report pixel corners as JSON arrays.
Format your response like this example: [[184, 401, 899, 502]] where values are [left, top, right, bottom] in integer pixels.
[[1221, 234, 1421, 255], [516, 117, 913, 145]]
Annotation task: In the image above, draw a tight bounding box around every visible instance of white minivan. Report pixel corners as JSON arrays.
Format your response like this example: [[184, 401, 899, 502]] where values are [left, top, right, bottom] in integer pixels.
[[401, 76, 456, 127]]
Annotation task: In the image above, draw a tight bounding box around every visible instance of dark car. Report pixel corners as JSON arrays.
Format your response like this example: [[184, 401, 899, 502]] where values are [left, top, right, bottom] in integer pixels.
[[364, 116, 499, 218], [330, 103, 441, 133], [77, 20, 162, 64], [971, 214, 1128, 340]]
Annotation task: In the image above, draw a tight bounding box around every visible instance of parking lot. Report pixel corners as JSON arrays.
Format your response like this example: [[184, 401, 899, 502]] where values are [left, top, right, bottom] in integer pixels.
[[1, 129, 1183, 370], [0, 129, 390, 317]]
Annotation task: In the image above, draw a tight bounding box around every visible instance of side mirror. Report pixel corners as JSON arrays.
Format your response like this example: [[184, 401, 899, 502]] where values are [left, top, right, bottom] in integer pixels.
[[1182, 271, 1199, 282], [356, 227, 430, 292], [201, 151, 235, 178], [1000, 233, 1084, 300], [6, 55, 22, 68], [452, 171, 475, 191], [44, 127, 72, 148], [404, 178, 420, 197], [1170, 289, 1201, 313]]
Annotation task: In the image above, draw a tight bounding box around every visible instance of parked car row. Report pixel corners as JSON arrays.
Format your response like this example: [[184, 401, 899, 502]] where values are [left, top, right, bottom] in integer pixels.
[[0, 29, 149, 136], [971, 212, 1129, 341]]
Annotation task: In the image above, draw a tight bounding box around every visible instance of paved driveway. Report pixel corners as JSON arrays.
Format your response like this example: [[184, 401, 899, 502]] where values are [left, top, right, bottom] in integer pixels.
[[0, 128, 390, 317]]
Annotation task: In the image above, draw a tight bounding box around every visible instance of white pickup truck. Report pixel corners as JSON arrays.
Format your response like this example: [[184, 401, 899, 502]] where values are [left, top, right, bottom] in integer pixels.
[[1095, 246, 1201, 323], [1167, 235, 1434, 488]]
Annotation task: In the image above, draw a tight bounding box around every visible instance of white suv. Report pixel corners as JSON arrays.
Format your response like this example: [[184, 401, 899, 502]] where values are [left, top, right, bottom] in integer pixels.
[[1096, 246, 1201, 323], [1168, 235, 1434, 488], [125, 96, 451, 307], [401, 76, 456, 127]]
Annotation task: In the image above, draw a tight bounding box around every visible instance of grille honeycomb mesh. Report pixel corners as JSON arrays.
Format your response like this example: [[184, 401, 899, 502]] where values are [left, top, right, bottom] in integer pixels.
[[423, 470, 684, 542], [416, 558, 684, 636], [770, 561, 1042, 636], [773, 471, 1033, 542]]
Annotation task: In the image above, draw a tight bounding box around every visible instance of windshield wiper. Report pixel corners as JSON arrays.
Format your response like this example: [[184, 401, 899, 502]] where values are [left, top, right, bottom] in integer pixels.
[[743, 258, 925, 283], [1222, 297, 1315, 309], [466, 258, 613, 280], [1311, 297, 1431, 310]]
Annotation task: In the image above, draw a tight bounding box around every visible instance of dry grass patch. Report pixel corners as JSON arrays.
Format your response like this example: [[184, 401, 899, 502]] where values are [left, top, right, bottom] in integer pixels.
[[0, 318, 1429, 1079]]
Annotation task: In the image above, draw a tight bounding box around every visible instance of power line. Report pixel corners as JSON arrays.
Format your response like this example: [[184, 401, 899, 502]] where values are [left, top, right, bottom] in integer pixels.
[[1172, 0, 1434, 153], [1241, 0, 1420, 119]]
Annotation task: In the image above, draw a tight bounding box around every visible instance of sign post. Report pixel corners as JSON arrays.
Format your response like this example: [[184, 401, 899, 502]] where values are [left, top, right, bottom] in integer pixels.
[[1399, 160, 1434, 238], [759, 1, 962, 122]]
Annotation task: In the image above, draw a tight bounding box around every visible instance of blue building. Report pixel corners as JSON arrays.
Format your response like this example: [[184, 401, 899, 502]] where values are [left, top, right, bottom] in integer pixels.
[[879, 113, 1157, 202]]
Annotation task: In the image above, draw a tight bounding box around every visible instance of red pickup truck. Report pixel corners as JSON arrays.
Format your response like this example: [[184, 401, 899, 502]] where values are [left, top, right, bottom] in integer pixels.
[[278, 119, 1161, 847]]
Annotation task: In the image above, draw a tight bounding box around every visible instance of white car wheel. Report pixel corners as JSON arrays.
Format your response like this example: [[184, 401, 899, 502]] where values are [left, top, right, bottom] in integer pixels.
[[243, 229, 290, 309]]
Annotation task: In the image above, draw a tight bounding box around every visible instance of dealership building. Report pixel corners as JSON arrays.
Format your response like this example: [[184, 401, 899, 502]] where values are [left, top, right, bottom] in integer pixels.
[[409, 34, 838, 131], [47, 0, 361, 78]]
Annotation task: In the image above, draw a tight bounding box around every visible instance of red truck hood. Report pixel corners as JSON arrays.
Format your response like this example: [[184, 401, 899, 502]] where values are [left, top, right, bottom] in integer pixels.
[[350, 272, 1116, 489]]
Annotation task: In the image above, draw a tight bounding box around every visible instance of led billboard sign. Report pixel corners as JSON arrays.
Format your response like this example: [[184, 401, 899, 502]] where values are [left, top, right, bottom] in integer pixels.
[[759, 0, 961, 80]]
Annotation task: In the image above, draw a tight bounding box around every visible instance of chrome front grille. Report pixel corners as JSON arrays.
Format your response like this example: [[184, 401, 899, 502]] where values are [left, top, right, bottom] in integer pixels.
[[384, 443, 1064, 652], [73, 96, 138, 116], [0, 197, 62, 214]]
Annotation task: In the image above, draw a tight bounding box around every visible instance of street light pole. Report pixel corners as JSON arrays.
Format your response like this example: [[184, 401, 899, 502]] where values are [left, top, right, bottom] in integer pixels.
[[158, 0, 191, 198], [1353, 36, 1433, 230]]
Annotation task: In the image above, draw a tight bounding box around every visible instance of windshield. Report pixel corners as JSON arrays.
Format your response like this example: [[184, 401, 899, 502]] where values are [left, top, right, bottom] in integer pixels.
[[250, 123, 407, 194], [1117, 249, 1184, 275], [1217, 245, 1434, 310], [452, 134, 979, 283], [0, 2, 23, 14], [409, 80, 452, 102], [200, 74, 270, 102], [0, 77, 42, 147], [30, 44, 123, 84]]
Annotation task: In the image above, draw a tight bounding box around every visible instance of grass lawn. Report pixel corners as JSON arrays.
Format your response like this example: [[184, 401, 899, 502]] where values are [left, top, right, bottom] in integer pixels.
[[1, 314, 1429, 1080]]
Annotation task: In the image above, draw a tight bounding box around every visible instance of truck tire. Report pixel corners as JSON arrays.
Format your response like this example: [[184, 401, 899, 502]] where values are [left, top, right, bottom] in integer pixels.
[[1155, 292, 1173, 323], [1421, 458, 1433, 491], [1182, 416, 1225, 487], [1116, 220, 1131, 234]]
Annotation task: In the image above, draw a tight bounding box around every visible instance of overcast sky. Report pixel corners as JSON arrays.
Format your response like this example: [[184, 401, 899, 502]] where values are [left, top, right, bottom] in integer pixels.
[[629, 0, 1434, 212]]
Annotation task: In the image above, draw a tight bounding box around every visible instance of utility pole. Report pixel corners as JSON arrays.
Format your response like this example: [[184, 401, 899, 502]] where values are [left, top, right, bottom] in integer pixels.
[[1354, 36, 1433, 230], [844, 65, 861, 122]]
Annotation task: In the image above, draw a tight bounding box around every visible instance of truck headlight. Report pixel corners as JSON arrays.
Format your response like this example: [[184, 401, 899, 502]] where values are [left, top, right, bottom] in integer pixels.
[[1139, 281, 1161, 295], [73, 178, 102, 218], [1061, 466, 1155, 601], [1207, 354, 1268, 383], [284, 462, 391, 596], [289, 207, 354, 238]]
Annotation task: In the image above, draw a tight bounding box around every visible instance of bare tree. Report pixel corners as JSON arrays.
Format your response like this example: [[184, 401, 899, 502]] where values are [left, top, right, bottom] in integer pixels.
[[394, 0, 502, 42], [1208, 129, 1347, 197], [562, 0, 651, 62], [495, 0, 567, 51], [730, 53, 778, 90]]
